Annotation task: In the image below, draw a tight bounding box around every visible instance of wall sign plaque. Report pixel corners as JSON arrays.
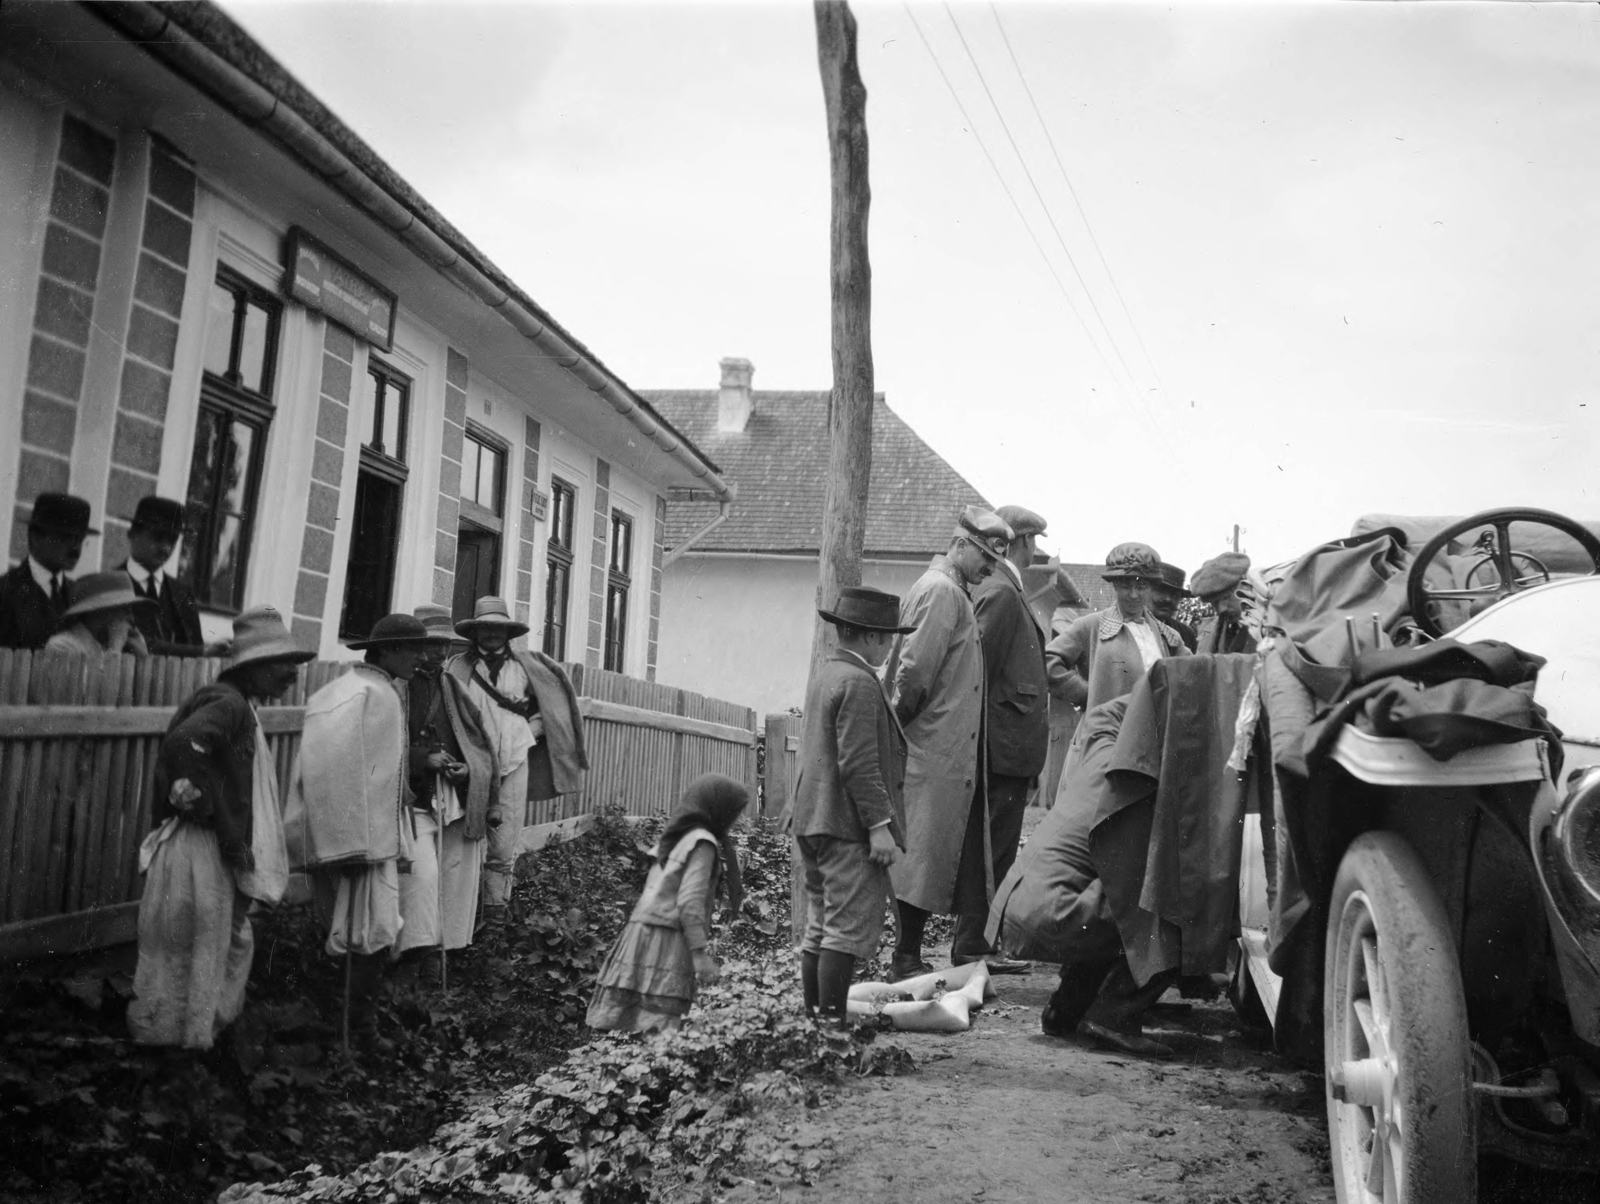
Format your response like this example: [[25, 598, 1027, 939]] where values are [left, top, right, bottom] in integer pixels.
[[529, 487, 550, 522], [284, 227, 397, 351]]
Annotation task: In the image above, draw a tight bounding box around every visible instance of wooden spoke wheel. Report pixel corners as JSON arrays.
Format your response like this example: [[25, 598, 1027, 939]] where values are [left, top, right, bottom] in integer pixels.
[[1325, 832, 1476, 1204]]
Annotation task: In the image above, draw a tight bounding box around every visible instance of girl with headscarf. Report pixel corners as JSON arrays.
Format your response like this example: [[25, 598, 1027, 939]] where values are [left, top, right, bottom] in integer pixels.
[[586, 773, 748, 1033]]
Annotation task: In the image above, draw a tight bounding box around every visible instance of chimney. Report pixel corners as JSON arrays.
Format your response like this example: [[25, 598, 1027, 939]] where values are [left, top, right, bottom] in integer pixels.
[[717, 357, 754, 432]]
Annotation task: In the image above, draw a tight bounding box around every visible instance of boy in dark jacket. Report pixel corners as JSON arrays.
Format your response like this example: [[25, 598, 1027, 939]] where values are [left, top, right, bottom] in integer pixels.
[[788, 587, 913, 1027]]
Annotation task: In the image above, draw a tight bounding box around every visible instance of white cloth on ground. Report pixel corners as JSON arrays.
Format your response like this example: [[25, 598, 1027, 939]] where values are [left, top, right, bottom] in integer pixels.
[[127, 820, 252, 1049]]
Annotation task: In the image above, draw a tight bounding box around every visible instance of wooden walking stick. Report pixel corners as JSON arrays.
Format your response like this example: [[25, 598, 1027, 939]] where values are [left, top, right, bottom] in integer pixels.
[[340, 882, 357, 1058], [437, 775, 449, 993]]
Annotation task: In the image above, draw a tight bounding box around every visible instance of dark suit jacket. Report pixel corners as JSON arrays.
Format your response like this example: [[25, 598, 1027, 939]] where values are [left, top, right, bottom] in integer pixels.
[[118, 562, 205, 654], [0, 561, 67, 650], [973, 567, 1050, 778], [789, 650, 907, 848]]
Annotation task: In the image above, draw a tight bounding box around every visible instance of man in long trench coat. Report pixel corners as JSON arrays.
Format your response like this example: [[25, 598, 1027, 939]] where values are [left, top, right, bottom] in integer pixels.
[[885, 505, 1013, 981]]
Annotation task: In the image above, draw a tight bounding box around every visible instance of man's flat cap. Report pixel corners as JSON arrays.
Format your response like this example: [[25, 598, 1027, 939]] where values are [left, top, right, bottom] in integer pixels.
[[995, 505, 1047, 539], [955, 505, 1012, 562], [1191, 552, 1252, 599]]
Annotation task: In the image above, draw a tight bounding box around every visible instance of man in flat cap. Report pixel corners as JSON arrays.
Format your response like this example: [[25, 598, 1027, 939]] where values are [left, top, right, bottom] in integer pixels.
[[884, 504, 1010, 980], [1045, 542, 1189, 786], [950, 504, 1051, 972], [118, 497, 210, 655], [1150, 563, 1198, 653], [1191, 552, 1257, 655], [0, 492, 95, 649]]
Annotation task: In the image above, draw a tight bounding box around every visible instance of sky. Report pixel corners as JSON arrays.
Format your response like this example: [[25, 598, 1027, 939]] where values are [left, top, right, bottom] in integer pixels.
[[223, 0, 1600, 574]]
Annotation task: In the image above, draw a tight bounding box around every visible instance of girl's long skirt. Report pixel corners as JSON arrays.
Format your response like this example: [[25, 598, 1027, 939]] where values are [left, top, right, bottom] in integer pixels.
[[127, 821, 252, 1050], [586, 919, 696, 1033]]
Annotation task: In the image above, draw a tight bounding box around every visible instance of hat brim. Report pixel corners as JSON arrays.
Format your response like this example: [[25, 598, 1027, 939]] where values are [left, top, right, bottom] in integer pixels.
[[31, 521, 100, 537], [344, 634, 436, 650], [818, 607, 915, 634], [454, 617, 531, 639], [62, 594, 157, 620], [1101, 569, 1160, 582], [225, 647, 317, 671]]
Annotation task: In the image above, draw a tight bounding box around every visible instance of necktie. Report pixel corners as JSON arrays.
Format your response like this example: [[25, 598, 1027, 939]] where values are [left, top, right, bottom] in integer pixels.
[[50, 576, 62, 607]]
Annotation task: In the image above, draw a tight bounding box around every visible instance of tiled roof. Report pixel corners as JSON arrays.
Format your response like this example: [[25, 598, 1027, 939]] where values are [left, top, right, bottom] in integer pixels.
[[1058, 564, 1118, 615], [643, 391, 990, 556]]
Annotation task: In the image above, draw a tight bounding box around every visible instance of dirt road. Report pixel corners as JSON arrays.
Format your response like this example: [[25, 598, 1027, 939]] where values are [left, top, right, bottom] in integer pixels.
[[718, 953, 1334, 1204]]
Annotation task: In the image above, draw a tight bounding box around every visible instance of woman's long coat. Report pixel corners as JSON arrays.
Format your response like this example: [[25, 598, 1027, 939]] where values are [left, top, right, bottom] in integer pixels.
[[884, 556, 987, 915]]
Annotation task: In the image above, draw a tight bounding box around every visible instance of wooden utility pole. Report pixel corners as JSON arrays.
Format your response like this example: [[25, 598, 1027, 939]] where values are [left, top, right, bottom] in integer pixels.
[[808, 0, 874, 692]]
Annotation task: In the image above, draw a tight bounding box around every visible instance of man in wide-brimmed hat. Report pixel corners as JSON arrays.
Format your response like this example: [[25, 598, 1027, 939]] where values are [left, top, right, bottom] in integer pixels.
[[951, 504, 1054, 973], [392, 605, 499, 984], [43, 572, 154, 657], [286, 614, 432, 1033], [790, 586, 912, 1023], [884, 504, 1012, 980], [1191, 552, 1257, 655], [1045, 542, 1189, 763], [128, 607, 313, 1049], [0, 492, 97, 649], [1149, 562, 1198, 652], [446, 596, 587, 918], [117, 496, 210, 655]]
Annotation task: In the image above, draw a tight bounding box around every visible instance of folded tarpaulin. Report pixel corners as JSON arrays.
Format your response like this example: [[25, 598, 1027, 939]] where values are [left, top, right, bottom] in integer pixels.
[[1100, 654, 1267, 986]]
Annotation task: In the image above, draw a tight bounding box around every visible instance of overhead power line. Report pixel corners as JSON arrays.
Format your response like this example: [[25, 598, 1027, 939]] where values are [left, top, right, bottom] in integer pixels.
[[901, 3, 1132, 411], [987, 1, 1171, 405], [942, 2, 1143, 404]]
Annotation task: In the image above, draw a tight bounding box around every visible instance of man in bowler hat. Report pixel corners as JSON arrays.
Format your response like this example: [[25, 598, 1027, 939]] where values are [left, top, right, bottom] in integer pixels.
[[949, 504, 1053, 973], [118, 496, 210, 655], [0, 492, 96, 649]]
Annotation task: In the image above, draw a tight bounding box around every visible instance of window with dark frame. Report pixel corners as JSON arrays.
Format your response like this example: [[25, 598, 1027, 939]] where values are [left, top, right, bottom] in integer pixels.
[[542, 477, 576, 660], [452, 426, 508, 623], [180, 267, 280, 612], [339, 358, 411, 641], [603, 510, 633, 672]]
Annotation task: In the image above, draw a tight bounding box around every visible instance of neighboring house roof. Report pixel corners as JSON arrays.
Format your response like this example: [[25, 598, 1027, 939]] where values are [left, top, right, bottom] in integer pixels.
[[1058, 564, 1118, 615], [643, 391, 991, 556]]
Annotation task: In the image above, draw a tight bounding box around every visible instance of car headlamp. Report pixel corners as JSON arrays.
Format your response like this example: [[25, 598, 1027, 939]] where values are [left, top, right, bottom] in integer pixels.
[[1554, 764, 1600, 910]]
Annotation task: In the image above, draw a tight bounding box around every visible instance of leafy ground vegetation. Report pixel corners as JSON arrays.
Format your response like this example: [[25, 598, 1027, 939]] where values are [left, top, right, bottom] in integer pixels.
[[2, 811, 902, 1204]]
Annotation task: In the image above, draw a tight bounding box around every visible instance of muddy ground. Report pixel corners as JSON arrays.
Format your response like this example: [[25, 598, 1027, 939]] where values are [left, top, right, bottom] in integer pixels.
[[709, 949, 1334, 1204]]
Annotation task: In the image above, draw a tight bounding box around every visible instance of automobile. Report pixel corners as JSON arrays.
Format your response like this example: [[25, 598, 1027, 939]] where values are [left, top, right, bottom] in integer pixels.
[[1234, 507, 1600, 1203]]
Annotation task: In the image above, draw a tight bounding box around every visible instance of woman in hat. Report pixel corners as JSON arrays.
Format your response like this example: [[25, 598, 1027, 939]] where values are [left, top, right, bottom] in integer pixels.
[[446, 597, 587, 919], [43, 571, 154, 657], [1043, 542, 1189, 789], [128, 607, 314, 1049]]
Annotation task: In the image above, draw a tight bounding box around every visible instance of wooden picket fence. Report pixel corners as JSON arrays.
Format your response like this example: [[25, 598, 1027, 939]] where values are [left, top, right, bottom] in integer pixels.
[[0, 650, 756, 963]]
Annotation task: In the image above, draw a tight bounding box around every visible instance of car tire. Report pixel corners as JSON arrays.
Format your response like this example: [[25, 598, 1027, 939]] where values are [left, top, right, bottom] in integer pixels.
[[1325, 831, 1475, 1204]]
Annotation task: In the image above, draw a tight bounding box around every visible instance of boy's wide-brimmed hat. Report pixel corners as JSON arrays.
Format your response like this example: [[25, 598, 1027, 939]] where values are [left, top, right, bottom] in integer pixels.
[[125, 496, 187, 537], [1155, 562, 1190, 595], [60, 572, 156, 620], [994, 504, 1047, 539], [414, 604, 468, 644], [225, 606, 316, 670], [345, 613, 433, 650], [1101, 542, 1163, 582], [454, 595, 530, 639], [1191, 552, 1252, 600], [953, 505, 1013, 562], [818, 586, 916, 634], [28, 492, 97, 537]]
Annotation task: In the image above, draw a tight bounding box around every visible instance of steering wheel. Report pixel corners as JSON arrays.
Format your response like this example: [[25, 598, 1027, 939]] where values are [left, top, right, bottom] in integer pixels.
[[1407, 507, 1600, 638]]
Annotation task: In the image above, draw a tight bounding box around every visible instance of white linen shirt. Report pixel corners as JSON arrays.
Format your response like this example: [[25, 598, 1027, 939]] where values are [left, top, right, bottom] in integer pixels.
[[466, 657, 537, 777]]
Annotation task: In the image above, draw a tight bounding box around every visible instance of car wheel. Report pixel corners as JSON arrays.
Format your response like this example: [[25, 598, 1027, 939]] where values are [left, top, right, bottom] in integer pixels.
[[1325, 831, 1475, 1204]]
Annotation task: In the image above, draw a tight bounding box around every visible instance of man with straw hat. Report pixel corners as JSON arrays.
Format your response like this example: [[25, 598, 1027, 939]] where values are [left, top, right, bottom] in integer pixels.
[[0, 491, 97, 649], [286, 613, 431, 1043], [128, 606, 313, 1049], [393, 605, 498, 988], [446, 597, 587, 921], [43, 571, 154, 657], [884, 504, 1012, 981]]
